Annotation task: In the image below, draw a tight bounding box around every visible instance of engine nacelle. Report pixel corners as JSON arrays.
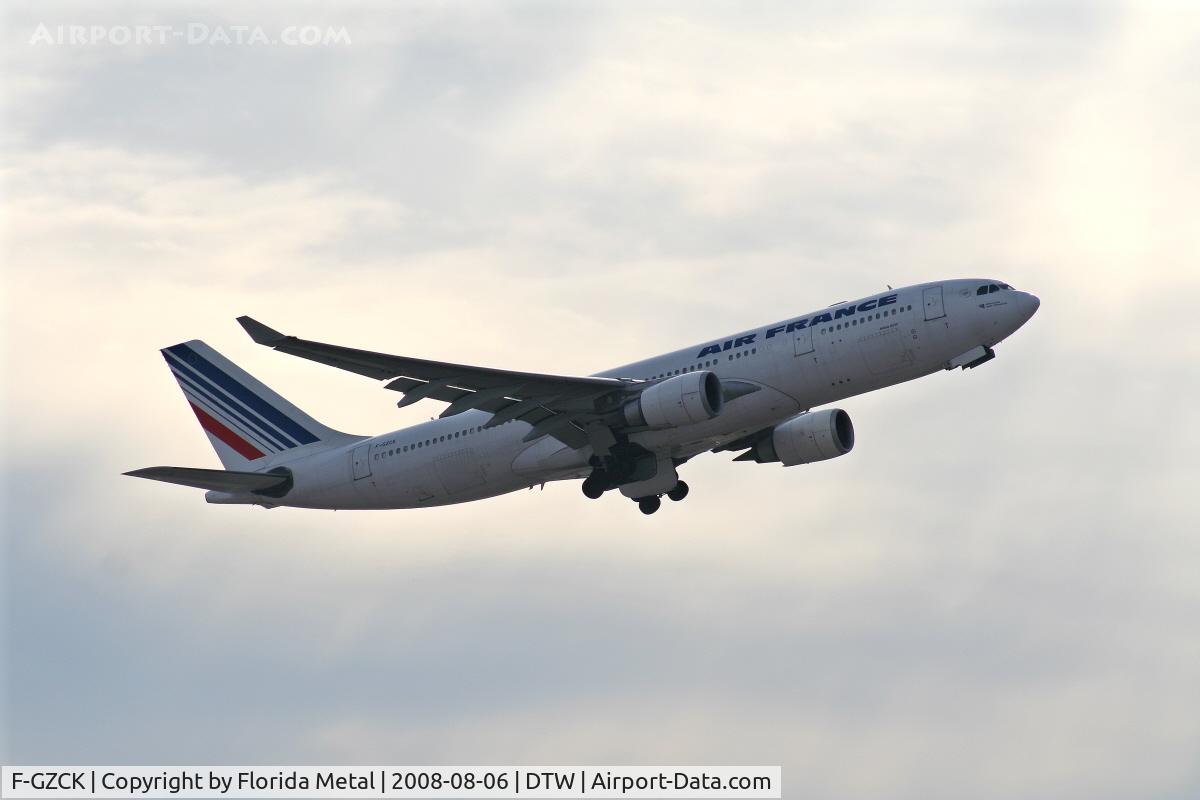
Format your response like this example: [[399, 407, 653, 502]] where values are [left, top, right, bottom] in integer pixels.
[[750, 409, 855, 466], [624, 371, 723, 429]]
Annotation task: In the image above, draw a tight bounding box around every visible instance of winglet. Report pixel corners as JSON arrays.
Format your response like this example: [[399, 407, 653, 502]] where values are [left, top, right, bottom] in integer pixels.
[[237, 315, 287, 346]]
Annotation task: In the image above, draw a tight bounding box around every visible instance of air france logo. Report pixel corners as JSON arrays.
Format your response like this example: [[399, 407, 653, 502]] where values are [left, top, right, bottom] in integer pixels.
[[695, 294, 899, 358]]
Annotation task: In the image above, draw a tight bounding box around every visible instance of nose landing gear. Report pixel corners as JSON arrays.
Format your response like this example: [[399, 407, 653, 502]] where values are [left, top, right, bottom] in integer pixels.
[[666, 480, 689, 502]]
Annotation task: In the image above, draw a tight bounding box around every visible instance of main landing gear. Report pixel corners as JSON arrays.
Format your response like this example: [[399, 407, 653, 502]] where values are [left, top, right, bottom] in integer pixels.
[[582, 479, 692, 514], [667, 481, 689, 502], [581, 475, 606, 499], [637, 496, 661, 515], [579, 450, 690, 515], [633, 481, 689, 515]]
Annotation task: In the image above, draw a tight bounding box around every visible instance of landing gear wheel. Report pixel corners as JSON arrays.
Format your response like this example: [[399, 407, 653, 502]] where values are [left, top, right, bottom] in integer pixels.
[[581, 476, 605, 499], [637, 496, 661, 515], [667, 481, 690, 502]]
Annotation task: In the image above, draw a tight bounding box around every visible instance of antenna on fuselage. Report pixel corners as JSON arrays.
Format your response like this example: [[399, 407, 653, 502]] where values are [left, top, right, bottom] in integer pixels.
[[887, 284, 893, 290]]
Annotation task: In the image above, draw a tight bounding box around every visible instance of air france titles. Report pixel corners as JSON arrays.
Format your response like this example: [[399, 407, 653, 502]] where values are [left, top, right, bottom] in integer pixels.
[[695, 294, 898, 358]]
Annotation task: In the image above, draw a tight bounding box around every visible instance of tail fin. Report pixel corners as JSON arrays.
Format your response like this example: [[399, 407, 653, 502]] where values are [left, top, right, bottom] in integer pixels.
[[161, 340, 349, 470]]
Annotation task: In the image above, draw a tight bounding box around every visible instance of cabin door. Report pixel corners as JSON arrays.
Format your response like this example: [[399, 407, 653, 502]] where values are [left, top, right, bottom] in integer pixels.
[[793, 324, 814, 356], [351, 443, 372, 480], [923, 286, 946, 321]]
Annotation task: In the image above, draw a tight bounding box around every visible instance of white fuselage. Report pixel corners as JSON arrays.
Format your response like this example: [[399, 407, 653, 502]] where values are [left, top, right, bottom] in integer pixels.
[[249, 279, 1039, 510]]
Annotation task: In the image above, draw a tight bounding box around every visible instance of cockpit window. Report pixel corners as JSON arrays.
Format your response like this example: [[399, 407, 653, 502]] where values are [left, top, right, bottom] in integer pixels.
[[1000, 283, 1013, 290], [977, 285, 988, 295], [988, 284, 999, 293]]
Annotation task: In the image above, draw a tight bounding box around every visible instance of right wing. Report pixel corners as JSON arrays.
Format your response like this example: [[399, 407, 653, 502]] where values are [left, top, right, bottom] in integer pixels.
[[237, 316, 640, 449]]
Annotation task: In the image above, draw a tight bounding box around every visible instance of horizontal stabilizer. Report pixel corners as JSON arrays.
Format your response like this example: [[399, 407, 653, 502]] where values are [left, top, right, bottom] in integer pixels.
[[124, 466, 292, 496]]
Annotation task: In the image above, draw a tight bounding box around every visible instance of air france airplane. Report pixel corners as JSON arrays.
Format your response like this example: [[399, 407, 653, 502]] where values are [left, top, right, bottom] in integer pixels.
[[126, 279, 1039, 515]]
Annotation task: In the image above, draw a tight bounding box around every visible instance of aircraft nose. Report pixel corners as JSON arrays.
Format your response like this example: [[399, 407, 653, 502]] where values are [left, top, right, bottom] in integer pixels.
[[1022, 292, 1041, 318]]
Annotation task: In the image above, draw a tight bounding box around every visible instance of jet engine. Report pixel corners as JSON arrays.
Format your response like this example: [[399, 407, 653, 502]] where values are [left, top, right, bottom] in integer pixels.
[[623, 371, 723, 428], [743, 409, 854, 466]]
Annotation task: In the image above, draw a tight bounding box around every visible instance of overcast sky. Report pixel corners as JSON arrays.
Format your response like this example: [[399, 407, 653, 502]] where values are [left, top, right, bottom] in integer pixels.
[[3, 2, 1199, 798]]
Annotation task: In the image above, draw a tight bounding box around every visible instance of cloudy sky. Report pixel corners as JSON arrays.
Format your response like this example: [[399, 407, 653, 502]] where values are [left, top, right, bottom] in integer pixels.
[[3, 1, 1198, 797]]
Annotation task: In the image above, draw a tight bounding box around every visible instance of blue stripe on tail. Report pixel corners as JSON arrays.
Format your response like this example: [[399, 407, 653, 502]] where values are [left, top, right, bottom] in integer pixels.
[[165, 343, 320, 445], [162, 350, 293, 450]]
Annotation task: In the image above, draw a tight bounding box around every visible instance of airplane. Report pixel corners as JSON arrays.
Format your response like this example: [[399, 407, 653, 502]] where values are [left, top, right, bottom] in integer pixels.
[[125, 279, 1039, 515]]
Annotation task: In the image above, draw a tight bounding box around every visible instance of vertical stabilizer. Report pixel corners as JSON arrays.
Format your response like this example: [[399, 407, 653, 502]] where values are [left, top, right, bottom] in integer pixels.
[[161, 340, 350, 470]]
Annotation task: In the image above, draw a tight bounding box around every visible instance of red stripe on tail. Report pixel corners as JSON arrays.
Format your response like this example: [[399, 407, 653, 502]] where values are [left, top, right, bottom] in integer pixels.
[[189, 403, 266, 460]]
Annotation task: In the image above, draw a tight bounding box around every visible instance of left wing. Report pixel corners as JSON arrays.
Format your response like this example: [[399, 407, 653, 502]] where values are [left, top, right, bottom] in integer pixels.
[[237, 316, 637, 449]]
